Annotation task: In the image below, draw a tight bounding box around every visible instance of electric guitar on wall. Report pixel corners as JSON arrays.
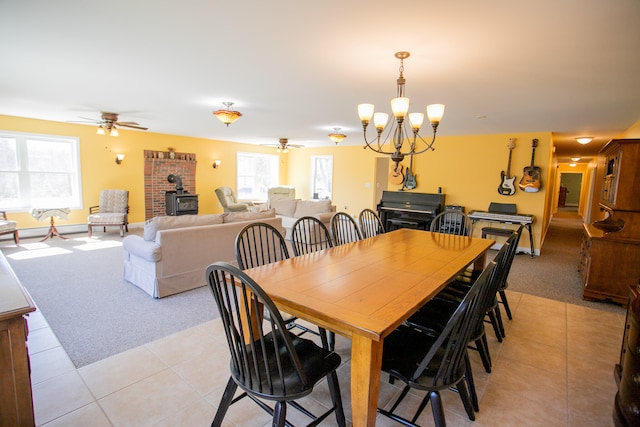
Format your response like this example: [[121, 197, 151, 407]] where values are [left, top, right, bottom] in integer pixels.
[[403, 152, 417, 190], [498, 138, 517, 196], [389, 164, 405, 185], [518, 138, 541, 192]]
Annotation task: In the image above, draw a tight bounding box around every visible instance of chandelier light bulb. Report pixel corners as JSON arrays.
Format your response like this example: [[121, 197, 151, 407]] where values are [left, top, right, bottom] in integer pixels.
[[390, 97, 410, 118], [427, 104, 445, 124], [358, 104, 375, 123], [373, 112, 389, 131], [408, 113, 424, 131]]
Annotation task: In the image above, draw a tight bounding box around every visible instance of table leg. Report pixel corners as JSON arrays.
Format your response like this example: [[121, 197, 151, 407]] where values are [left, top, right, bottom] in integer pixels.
[[350, 334, 383, 427], [526, 224, 535, 257], [40, 216, 68, 242]]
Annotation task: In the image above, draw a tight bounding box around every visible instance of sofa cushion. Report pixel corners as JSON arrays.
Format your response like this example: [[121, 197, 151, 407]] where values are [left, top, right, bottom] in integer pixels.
[[293, 199, 333, 218], [223, 209, 276, 223], [269, 198, 300, 217], [144, 214, 224, 241]]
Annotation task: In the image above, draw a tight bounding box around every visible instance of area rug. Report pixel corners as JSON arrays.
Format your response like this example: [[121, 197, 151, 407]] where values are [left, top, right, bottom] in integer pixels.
[[1, 232, 219, 368]]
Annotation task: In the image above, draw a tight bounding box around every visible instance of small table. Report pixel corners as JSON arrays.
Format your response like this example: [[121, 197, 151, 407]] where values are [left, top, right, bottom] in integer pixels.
[[31, 208, 71, 241]]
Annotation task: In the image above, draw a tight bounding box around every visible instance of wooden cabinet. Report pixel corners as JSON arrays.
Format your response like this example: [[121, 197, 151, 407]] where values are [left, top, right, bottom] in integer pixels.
[[614, 284, 640, 426], [579, 225, 640, 305], [0, 253, 36, 427], [580, 139, 640, 305]]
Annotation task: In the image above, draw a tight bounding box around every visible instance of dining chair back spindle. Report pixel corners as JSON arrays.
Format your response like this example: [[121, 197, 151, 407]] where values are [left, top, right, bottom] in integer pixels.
[[330, 212, 363, 246], [358, 208, 385, 239], [290, 216, 333, 256]]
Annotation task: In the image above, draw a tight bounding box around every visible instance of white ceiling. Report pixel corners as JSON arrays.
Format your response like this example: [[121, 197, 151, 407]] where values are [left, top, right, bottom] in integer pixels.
[[2, 0, 639, 163]]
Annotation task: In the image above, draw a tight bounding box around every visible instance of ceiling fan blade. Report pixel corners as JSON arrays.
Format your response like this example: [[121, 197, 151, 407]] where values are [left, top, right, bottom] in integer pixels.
[[117, 123, 148, 130], [115, 121, 140, 126]]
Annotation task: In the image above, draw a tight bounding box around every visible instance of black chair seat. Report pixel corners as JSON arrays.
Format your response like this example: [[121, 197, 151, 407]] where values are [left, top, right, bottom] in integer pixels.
[[238, 331, 342, 400]]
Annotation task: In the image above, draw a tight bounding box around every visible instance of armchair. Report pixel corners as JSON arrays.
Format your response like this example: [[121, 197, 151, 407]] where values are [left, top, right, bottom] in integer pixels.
[[214, 186, 251, 212], [0, 211, 19, 244], [87, 189, 129, 237]]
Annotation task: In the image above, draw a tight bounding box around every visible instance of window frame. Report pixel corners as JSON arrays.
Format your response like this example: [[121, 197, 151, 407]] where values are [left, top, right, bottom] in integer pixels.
[[0, 130, 83, 212], [310, 155, 333, 200], [236, 151, 280, 201]]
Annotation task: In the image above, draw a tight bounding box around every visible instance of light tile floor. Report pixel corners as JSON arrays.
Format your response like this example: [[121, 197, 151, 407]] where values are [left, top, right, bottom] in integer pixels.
[[28, 290, 624, 427]]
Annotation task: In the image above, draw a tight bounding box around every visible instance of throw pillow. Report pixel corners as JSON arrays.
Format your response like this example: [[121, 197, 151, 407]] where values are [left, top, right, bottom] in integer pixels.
[[248, 202, 270, 213], [144, 214, 224, 241], [269, 198, 300, 217], [293, 199, 333, 218], [223, 209, 276, 223]]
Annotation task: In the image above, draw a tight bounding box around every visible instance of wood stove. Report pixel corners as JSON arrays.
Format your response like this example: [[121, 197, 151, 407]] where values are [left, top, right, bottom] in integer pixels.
[[165, 191, 198, 216]]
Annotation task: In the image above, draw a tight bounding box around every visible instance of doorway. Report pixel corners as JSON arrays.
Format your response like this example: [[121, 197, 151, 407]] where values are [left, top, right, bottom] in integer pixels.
[[558, 172, 583, 210]]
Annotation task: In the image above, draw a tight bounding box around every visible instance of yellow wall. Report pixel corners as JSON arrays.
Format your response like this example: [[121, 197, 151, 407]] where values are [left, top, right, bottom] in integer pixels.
[[5, 112, 640, 255], [0, 115, 285, 229], [288, 132, 552, 250]]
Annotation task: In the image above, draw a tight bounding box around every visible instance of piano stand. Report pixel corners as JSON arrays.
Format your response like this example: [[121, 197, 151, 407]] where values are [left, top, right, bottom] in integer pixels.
[[480, 224, 534, 257]]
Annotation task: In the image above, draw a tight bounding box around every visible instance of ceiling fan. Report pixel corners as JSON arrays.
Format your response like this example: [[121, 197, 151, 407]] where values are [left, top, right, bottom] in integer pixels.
[[70, 112, 148, 136], [262, 138, 303, 153]]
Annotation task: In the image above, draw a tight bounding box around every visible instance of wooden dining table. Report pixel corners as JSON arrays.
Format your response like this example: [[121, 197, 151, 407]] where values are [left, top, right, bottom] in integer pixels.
[[244, 228, 495, 426]]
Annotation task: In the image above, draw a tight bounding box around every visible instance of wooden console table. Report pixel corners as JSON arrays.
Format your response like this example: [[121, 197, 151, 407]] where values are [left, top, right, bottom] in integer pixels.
[[0, 252, 36, 426]]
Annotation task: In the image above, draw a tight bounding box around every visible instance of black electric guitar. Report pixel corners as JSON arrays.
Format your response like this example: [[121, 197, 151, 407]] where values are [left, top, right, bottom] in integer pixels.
[[403, 153, 417, 190], [518, 138, 541, 192], [498, 138, 516, 195]]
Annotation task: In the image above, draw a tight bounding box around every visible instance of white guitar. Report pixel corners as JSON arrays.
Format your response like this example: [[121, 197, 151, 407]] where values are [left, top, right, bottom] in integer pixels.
[[498, 138, 516, 196]]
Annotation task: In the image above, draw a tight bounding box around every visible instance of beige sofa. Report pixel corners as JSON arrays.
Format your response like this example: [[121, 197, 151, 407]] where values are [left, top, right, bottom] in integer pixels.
[[122, 210, 282, 298], [257, 198, 335, 239]]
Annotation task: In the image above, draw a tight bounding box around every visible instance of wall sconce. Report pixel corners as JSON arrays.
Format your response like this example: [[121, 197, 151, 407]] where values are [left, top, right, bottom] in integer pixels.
[[115, 154, 125, 165], [212, 160, 221, 169]]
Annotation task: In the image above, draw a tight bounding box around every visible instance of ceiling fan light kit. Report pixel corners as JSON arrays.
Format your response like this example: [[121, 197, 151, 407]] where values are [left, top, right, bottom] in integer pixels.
[[213, 101, 242, 126], [358, 51, 444, 168]]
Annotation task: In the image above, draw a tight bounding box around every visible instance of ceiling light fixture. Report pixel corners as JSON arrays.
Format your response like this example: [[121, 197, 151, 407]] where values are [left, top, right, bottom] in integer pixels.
[[358, 51, 444, 168], [576, 137, 593, 145], [328, 127, 347, 145], [213, 101, 242, 127], [277, 138, 290, 154], [570, 157, 580, 162], [96, 126, 106, 135], [109, 127, 119, 137]]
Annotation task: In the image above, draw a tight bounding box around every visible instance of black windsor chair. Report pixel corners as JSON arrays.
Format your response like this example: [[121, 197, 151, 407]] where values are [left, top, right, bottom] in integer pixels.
[[378, 261, 497, 427], [429, 210, 473, 237], [206, 262, 346, 427], [235, 222, 327, 344], [329, 212, 362, 246], [358, 208, 385, 239]]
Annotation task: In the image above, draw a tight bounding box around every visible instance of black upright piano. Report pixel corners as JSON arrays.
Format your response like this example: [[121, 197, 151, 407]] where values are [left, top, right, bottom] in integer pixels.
[[377, 191, 446, 231]]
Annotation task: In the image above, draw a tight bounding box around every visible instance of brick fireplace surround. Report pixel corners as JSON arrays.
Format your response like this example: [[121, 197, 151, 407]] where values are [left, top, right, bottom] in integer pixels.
[[143, 150, 197, 220]]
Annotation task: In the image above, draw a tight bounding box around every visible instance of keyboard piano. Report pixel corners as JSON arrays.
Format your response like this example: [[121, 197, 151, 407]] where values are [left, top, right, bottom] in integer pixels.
[[468, 205, 535, 256]]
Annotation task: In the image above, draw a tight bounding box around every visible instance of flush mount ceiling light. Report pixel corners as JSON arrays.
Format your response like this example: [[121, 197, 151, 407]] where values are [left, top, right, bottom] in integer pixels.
[[571, 157, 581, 162], [576, 137, 593, 145], [328, 127, 347, 145], [213, 102, 242, 127], [358, 51, 444, 168]]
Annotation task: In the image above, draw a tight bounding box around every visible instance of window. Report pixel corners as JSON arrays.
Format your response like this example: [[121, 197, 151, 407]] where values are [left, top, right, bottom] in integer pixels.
[[311, 155, 333, 200], [0, 131, 82, 211], [236, 152, 279, 200]]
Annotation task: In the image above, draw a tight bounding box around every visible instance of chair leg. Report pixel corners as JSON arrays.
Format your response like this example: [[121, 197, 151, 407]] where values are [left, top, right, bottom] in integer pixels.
[[211, 377, 237, 427], [499, 289, 513, 319], [273, 401, 286, 427], [326, 371, 346, 426], [456, 378, 476, 421], [464, 352, 479, 412], [120, 225, 124, 237], [486, 309, 503, 342], [13, 230, 19, 244], [88, 225, 93, 238], [494, 302, 506, 338], [429, 391, 446, 427], [476, 333, 492, 373]]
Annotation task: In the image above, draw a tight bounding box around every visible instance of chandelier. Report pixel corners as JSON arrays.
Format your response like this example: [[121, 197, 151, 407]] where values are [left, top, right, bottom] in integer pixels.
[[213, 102, 242, 126], [328, 127, 347, 144], [358, 51, 444, 167]]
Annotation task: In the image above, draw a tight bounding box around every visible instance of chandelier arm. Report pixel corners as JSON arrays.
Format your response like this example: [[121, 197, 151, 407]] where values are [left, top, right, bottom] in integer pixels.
[[412, 130, 438, 154]]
